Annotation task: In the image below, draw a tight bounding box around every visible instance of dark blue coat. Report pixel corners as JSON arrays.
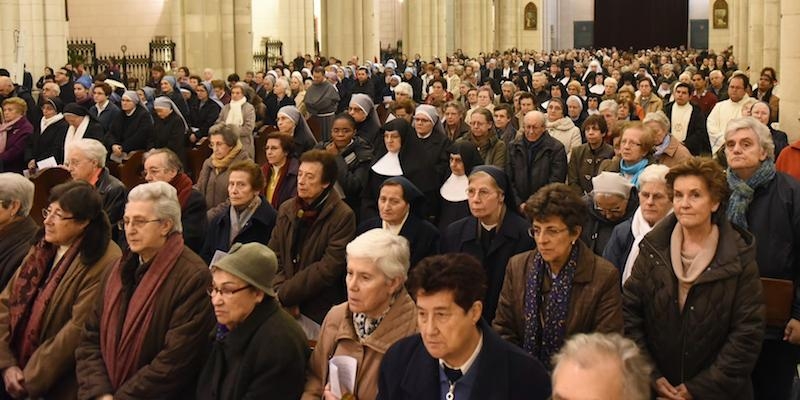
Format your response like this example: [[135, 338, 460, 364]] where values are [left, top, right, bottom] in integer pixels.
[[378, 319, 550, 400], [602, 217, 634, 274], [357, 215, 440, 269], [441, 212, 534, 323], [201, 198, 277, 263]]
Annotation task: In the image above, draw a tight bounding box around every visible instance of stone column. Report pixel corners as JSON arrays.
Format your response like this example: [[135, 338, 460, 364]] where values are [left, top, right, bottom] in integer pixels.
[[495, 0, 520, 51], [0, 0, 67, 84], [762, 0, 780, 71], [747, 0, 764, 79], [182, 0, 225, 76], [320, 0, 379, 63], [454, 0, 493, 57], [404, 0, 446, 60], [734, 0, 748, 70], [779, 0, 800, 140], [232, 0, 252, 73], [279, 0, 316, 58]]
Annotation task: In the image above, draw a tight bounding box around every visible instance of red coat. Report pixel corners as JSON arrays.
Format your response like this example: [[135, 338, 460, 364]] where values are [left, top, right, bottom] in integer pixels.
[[776, 140, 800, 182]]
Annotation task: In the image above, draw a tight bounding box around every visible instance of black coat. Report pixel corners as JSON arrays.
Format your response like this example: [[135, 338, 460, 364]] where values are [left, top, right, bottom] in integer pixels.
[[506, 132, 567, 207], [107, 106, 153, 152], [742, 172, 800, 337], [25, 118, 68, 165], [663, 101, 712, 156], [150, 112, 188, 169], [182, 189, 208, 254], [378, 319, 551, 400], [89, 102, 122, 133], [441, 211, 535, 323], [196, 298, 308, 400], [314, 137, 373, 216], [191, 100, 222, 139], [406, 131, 451, 222], [264, 94, 296, 126], [357, 215, 440, 269], [95, 167, 127, 241], [201, 198, 277, 263]]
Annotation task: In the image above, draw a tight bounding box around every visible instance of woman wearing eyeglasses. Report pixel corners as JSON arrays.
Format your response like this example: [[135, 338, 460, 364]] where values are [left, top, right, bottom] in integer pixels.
[[441, 165, 534, 324], [0, 181, 121, 400], [196, 125, 251, 221], [492, 183, 622, 370], [197, 242, 308, 400]]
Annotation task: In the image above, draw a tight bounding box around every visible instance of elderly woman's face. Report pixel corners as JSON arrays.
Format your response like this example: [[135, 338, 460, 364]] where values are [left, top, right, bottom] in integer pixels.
[[378, 184, 409, 226], [750, 103, 771, 125], [231, 87, 245, 101], [228, 170, 257, 207], [395, 91, 410, 103], [546, 101, 564, 121], [619, 128, 648, 163], [0, 198, 21, 229], [531, 216, 580, 266], [566, 101, 581, 119], [672, 175, 719, 230], [41, 104, 57, 119], [209, 135, 233, 160], [449, 154, 465, 176], [63, 114, 83, 127], [645, 121, 668, 145], [43, 201, 89, 246], [346, 256, 401, 318], [160, 80, 172, 94], [123, 200, 171, 261], [265, 138, 288, 166], [154, 107, 172, 120], [638, 181, 672, 226], [593, 193, 628, 221], [467, 175, 504, 221], [348, 104, 367, 123], [276, 113, 296, 134], [413, 114, 434, 136], [210, 269, 263, 330], [2, 104, 23, 121], [725, 128, 768, 177], [66, 148, 99, 182]]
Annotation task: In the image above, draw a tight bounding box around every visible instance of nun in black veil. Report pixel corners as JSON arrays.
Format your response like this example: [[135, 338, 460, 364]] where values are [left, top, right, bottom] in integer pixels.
[[437, 141, 483, 231]]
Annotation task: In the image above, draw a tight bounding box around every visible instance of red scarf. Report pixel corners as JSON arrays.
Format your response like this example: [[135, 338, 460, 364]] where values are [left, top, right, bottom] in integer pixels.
[[99, 232, 184, 389], [169, 173, 194, 210], [9, 238, 82, 367]]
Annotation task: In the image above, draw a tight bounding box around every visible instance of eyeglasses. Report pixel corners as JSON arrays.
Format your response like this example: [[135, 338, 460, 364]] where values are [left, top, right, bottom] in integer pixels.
[[528, 226, 569, 239], [116, 218, 162, 231], [42, 208, 76, 221], [208, 142, 228, 149], [466, 188, 498, 199], [620, 139, 642, 147], [206, 284, 251, 298], [594, 202, 625, 217]]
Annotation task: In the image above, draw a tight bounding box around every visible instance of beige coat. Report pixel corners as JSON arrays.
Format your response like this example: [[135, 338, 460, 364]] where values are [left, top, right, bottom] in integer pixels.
[[301, 292, 417, 400], [0, 241, 121, 400]]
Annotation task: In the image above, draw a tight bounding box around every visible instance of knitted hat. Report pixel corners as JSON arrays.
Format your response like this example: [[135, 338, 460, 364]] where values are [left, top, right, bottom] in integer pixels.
[[212, 242, 278, 297], [592, 171, 634, 198]]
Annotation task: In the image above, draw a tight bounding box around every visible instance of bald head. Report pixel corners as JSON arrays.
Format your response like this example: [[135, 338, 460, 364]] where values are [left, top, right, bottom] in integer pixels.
[[0, 77, 13, 96], [523, 111, 546, 142]]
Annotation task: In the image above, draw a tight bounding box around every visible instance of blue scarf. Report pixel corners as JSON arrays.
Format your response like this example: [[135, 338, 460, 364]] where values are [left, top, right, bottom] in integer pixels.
[[522, 244, 579, 369], [726, 160, 776, 229], [619, 158, 649, 186], [653, 135, 671, 158]]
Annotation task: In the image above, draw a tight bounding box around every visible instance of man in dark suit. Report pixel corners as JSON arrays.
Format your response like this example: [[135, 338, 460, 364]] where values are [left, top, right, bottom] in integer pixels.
[[663, 82, 711, 156], [378, 253, 551, 400]]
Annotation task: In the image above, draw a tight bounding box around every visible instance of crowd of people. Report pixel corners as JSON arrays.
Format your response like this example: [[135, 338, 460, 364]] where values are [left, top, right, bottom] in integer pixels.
[[0, 44, 797, 399]]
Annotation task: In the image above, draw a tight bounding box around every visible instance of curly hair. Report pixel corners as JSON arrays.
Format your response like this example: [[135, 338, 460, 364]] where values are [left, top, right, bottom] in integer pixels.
[[524, 183, 587, 234], [407, 254, 487, 313], [665, 157, 729, 220]]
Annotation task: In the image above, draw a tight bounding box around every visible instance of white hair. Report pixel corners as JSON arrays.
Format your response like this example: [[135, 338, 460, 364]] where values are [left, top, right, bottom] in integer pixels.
[[642, 110, 670, 132], [275, 76, 290, 93], [552, 333, 652, 400], [725, 116, 775, 160], [0, 173, 34, 216], [43, 82, 61, 95], [604, 77, 618, 87], [598, 99, 618, 114], [67, 138, 108, 168], [636, 164, 670, 189], [126, 181, 183, 233], [394, 82, 414, 99], [346, 228, 410, 282]]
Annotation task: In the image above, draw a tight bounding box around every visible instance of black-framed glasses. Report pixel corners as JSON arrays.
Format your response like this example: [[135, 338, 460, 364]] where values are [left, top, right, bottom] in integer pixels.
[[42, 208, 75, 221], [206, 285, 251, 298], [528, 227, 569, 239], [116, 218, 162, 231]]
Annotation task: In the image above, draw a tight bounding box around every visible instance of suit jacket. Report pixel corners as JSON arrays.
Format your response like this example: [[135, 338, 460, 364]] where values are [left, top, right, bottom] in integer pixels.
[[378, 319, 551, 400]]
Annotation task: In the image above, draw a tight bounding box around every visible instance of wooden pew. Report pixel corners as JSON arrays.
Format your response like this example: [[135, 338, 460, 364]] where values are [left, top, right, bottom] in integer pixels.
[[255, 126, 279, 165], [187, 145, 212, 184], [30, 167, 71, 226], [117, 151, 146, 189], [306, 116, 323, 142]]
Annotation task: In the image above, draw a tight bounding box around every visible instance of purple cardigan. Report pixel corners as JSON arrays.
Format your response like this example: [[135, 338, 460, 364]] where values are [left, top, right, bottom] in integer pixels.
[[0, 117, 34, 173]]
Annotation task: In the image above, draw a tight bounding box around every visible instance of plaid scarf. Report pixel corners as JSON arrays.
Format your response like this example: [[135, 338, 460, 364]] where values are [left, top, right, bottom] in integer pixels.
[[522, 244, 579, 369], [726, 160, 776, 229]]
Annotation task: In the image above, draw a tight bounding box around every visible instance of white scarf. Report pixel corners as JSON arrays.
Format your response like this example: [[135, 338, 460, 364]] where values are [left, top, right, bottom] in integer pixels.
[[40, 113, 64, 134], [64, 116, 90, 161], [622, 208, 652, 284], [226, 97, 246, 126], [440, 174, 469, 202], [371, 151, 403, 176]]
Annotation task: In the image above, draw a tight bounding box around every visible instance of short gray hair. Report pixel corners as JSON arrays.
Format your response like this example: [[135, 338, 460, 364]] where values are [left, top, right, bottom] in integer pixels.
[[346, 228, 410, 282], [43, 82, 61, 95], [725, 116, 775, 160], [144, 148, 184, 173], [636, 164, 670, 189], [0, 173, 34, 216], [599, 99, 618, 114], [126, 181, 183, 233], [642, 110, 670, 132], [394, 82, 413, 99], [67, 139, 108, 168], [552, 333, 652, 400]]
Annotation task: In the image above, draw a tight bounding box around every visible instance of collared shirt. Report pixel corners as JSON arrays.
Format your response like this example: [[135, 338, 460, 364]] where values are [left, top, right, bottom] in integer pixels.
[[438, 331, 484, 400], [95, 99, 110, 116]]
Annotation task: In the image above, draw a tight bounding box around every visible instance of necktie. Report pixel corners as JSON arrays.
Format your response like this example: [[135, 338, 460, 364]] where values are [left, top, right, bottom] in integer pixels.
[[443, 366, 463, 384]]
